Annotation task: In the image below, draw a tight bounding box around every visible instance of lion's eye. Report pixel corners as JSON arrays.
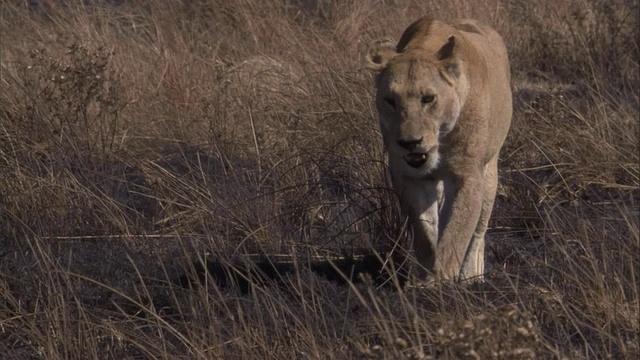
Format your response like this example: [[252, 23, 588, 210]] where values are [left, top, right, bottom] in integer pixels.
[[384, 97, 396, 110], [421, 95, 435, 105]]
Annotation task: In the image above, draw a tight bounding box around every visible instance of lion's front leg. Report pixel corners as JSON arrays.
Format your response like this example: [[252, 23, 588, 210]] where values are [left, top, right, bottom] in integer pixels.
[[395, 178, 442, 280], [460, 156, 499, 281], [436, 173, 485, 280]]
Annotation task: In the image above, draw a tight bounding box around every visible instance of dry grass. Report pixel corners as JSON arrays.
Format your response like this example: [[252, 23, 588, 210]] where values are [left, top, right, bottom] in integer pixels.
[[1, 0, 638, 358]]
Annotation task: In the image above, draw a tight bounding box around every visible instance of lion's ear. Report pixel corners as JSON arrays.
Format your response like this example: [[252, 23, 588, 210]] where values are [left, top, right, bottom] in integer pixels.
[[437, 36, 461, 79], [437, 36, 456, 60], [365, 39, 397, 72]]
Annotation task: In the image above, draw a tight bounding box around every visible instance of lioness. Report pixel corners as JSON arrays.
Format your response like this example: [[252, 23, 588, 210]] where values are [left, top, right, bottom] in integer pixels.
[[365, 18, 512, 282]]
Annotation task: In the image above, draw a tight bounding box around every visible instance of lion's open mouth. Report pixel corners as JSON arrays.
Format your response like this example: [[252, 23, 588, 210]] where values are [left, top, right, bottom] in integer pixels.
[[403, 153, 428, 168]]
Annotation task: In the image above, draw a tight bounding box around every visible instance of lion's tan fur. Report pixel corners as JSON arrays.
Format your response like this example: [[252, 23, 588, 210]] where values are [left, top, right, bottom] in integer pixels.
[[366, 18, 512, 281]]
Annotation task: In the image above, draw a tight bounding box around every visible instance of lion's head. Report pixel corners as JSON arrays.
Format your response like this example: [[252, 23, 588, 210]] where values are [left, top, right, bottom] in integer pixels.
[[365, 20, 471, 178]]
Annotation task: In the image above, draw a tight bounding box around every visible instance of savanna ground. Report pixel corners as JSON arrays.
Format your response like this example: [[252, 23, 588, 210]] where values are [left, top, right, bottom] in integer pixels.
[[0, 0, 638, 359]]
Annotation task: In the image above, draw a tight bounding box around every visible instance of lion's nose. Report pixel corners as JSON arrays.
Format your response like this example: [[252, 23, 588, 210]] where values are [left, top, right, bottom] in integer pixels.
[[396, 137, 423, 151]]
